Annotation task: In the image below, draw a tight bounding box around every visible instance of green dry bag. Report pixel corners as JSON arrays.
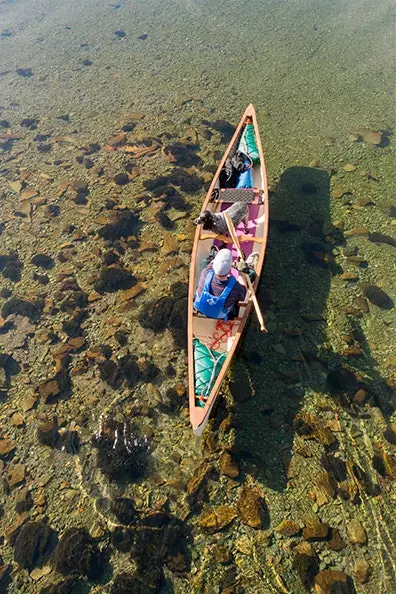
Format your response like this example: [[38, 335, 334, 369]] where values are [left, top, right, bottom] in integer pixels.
[[238, 123, 260, 165], [193, 339, 226, 407]]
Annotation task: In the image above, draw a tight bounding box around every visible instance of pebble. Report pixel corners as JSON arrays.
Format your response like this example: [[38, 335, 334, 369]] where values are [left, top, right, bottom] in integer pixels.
[[0, 438, 16, 456], [303, 519, 329, 541], [7, 463, 26, 487], [219, 452, 239, 478], [346, 518, 367, 544], [340, 272, 358, 281], [10, 413, 24, 427], [352, 558, 371, 584], [344, 227, 369, 237]]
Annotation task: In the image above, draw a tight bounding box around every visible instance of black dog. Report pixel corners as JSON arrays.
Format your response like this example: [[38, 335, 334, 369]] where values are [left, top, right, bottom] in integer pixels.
[[194, 201, 249, 235]]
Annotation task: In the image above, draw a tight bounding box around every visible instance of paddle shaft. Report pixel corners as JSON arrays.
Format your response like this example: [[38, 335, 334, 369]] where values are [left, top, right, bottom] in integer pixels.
[[224, 213, 268, 333]]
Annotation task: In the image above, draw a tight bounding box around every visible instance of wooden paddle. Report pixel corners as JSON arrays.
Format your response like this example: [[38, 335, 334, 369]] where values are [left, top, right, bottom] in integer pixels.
[[224, 213, 268, 333]]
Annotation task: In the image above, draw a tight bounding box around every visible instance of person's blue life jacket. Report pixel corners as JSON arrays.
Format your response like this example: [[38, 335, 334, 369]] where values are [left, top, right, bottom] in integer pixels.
[[194, 269, 237, 319]]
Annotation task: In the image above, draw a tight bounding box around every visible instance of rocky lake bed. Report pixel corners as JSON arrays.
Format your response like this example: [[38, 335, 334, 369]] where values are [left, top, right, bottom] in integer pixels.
[[0, 0, 395, 593]]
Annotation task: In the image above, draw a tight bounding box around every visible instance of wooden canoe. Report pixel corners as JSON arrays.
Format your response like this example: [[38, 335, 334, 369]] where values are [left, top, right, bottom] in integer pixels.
[[188, 104, 269, 435]]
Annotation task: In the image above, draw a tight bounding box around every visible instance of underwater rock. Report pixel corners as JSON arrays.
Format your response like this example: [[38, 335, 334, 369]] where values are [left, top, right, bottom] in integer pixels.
[[113, 173, 129, 186], [92, 417, 149, 481], [94, 266, 136, 293], [292, 544, 319, 589], [344, 227, 369, 237], [110, 570, 164, 594], [62, 310, 87, 337], [98, 359, 123, 388], [156, 210, 175, 229], [350, 128, 383, 145], [16, 67, 33, 77], [143, 176, 169, 192], [38, 371, 69, 404], [219, 452, 239, 478], [186, 463, 212, 497], [201, 119, 234, 143], [352, 558, 371, 584], [110, 498, 138, 525], [380, 203, 396, 218], [13, 521, 57, 569], [98, 209, 139, 241], [372, 446, 396, 480], [33, 273, 49, 285], [2, 298, 43, 322], [133, 512, 190, 575], [161, 187, 190, 211], [301, 242, 336, 269], [275, 519, 300, 536], [294, 413, 337, 446], [0, 253, 23, 282], [37, 421, 59, 447], [60, 290, 88, 314], [20, 117, 38, 128], [168, 168, 203, 193], [237, 486, 266, 529], [114, 330, 128, 346], [7, 463, 26, 487], [111, 526, 133, 552], [199, 506, 237, 533], [314, 570, 350, 594], [164, 142, 203, 168], [0, 438, 16, 456], [326, 367, 358, 395], [102, 251, 119, 265], [362, 284, 393, 309], [343, 163, 357, 172], [383, 424, 396, 446], [52, 527, 103, 579], [138, 296, 174, 332], [169, 297, 188, 349], [368, 232, 396, 247], [346, 519, 367, 545], [212, 544, 232, 565], [15, 488, 33, 513], [0, 315, 35, 350], [118, 353, 142, 387], [31, 254, 55, 269], [354, 296, 369, 313], [302, 518, 329, 541], [327, 528, 346, 551]]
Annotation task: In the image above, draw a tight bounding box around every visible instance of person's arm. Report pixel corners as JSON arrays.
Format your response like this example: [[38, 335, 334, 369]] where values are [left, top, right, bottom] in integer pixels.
[[196, 265, 211, 297], [235, 278, 247, 302]]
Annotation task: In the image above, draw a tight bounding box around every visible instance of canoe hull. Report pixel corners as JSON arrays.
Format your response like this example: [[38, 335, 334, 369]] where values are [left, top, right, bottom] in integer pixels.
[[188, 104, 269, 435]]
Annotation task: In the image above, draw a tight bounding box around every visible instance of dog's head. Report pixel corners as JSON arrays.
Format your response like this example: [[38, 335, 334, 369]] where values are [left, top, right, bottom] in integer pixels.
[[194, 210, 214, 229]]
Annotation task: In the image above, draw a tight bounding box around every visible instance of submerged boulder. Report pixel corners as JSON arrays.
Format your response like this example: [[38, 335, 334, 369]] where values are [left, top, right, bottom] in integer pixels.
[[92, 417, 150, 481], [13, 521, 57, 569], [52, 527, 103, 580]]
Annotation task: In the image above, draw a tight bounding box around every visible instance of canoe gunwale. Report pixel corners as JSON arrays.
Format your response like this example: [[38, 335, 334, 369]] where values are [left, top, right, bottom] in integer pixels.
[[188, 104, 269, 435]]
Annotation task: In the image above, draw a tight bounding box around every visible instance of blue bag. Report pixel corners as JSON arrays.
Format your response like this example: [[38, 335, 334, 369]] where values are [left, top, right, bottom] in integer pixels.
[[236, 153, 253, 188]]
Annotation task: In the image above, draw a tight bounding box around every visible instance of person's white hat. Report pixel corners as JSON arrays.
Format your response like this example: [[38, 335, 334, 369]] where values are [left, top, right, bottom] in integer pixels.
[[213, 248, 232, 276]]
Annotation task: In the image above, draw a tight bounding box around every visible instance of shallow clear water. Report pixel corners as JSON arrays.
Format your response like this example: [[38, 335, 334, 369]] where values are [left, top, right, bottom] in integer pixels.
[[0, 0, 395, 592]]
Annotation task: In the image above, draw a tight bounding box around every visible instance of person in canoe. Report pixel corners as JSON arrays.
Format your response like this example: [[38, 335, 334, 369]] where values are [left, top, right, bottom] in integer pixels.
[[193, 248, 247, 320]]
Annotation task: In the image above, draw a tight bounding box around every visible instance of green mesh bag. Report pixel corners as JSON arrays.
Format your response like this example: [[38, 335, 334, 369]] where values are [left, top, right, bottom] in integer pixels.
[[238, 123, 260, 165], [193, 339, 227, 407]]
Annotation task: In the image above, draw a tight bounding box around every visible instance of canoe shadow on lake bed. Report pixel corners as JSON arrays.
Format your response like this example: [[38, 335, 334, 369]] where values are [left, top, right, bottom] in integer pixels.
[[214, 166, 394, 493]]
